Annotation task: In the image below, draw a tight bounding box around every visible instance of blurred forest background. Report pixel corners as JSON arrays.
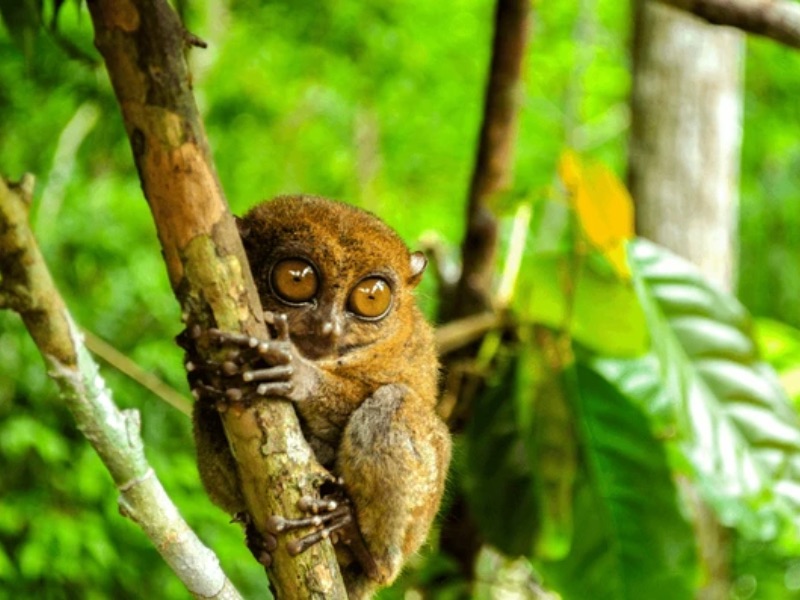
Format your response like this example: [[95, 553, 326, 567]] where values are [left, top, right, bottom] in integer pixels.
[[2, 0, 800, 599]]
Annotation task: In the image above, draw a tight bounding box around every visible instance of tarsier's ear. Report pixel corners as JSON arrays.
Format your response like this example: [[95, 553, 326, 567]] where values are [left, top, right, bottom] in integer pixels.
[[408, 251, 427, 287], [235, 215, 251, 238]]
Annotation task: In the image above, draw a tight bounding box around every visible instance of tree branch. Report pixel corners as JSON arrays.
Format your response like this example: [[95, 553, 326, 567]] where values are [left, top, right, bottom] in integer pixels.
[[0, 176, 241, 600], [656, 0, 800, 49], [83, 328, 192, 416], [447, 0, 531, 320], [84, 1, 346, 597]]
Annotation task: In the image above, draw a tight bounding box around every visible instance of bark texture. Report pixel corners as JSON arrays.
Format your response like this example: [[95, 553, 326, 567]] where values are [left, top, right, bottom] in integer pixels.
[[0, 176, 240, 600], [85, 1, 346, 597], [629, 2, 744, 597], [629, 0, 743, 292]]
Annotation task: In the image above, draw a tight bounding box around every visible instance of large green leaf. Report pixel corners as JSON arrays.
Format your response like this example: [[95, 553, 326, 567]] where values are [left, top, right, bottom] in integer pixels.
[[597, 239, 800, 542], [514, 199, 648, 357], [539, 364, 696, 600], [462, 346, 695, 599], [462, 338, 579, 561], [462, 349, 540, 557]]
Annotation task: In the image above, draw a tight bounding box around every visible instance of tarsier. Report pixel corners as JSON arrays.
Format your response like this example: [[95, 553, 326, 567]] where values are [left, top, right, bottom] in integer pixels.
[[181, 195, 451, 599]]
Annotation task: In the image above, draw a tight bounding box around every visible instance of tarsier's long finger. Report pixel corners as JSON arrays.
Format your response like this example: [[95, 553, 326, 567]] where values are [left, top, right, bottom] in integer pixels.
[[243, 365, 293, 383], [233, 511, 279, 568], [255, 343, 292, 366], [264, 311, 291, 341], [297, 495, 340, 515], [285, 513, 353, 556], [255, 381, 294, 396], [190, 382, 244, 403], [208, 328, 262, 350], [265, 505, 350, 536]]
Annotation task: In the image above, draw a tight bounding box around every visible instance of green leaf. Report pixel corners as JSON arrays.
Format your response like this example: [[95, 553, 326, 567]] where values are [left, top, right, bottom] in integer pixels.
[[515, 199, 648, 357], [539, 365, 696, 600], [462, 349, 540, 557], [597, 239, 800, 543], [755, 318, 800, 408], [523, 345, 577, 561], [0, 0, 42, 58], [0, 544, 16, 580]]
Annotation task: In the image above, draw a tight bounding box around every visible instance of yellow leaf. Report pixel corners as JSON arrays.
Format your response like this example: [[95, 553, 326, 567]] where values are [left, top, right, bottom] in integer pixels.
[[559, 151, 635, 278]]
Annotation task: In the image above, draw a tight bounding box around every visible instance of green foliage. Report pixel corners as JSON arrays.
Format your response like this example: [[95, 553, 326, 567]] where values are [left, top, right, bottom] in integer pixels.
[[2, 0, 800, 599], [516, 197, 648, 356], [463, 346, 541, 557], [618, 240, 800, 544], [756, 318, 800, 409], [457, 161, 800, 596], [740, 37, 800, 329], [541, 365, 696, 600], [463, 351, 697, 599]]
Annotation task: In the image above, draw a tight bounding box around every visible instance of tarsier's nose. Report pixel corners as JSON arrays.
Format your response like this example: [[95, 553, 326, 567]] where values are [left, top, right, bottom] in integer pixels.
[[319, 315, 344, 339]]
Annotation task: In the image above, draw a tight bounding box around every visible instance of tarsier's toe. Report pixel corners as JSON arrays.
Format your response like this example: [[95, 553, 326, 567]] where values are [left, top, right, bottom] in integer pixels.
[[298, 494, 339, 515], [236, 512, 278, 569]]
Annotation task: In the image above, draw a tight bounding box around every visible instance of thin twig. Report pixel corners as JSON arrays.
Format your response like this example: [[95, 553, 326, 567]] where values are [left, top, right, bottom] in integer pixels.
[[0, 176, 241, 600], [82, 328, 192, 416], [435, 312, 504, 356]]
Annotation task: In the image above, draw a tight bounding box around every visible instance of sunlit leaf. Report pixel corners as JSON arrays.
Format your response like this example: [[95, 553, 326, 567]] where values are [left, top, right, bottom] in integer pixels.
[[539, 364, 696, 600], [520, 254, 648, 356], [558, 150, 633, 277], [596, 239, 800, 544], [515, 186, 646, 356], [755, 318, 800, 406]]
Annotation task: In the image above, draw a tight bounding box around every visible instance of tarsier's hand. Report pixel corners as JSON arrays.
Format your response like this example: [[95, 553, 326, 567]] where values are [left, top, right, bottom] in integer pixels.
[[178, 311, 312, 406], [179, 312, 354, 569]]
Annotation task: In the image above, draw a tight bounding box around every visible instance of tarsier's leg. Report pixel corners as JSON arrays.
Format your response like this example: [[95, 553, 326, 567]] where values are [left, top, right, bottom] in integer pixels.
[[178, 326, 246, 515], [336, 384, 451, 595], [191, 399, 246, 515]]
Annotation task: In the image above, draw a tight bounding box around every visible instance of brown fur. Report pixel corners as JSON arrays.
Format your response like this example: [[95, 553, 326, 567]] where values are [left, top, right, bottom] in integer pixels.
[[194, 195, 451, 599]]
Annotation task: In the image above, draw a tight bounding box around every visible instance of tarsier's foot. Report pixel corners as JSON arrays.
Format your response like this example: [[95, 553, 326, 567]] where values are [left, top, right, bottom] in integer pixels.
[[233, 512, 278, 568], [267, 477, 379, 580], [177, 312, 298, 406]]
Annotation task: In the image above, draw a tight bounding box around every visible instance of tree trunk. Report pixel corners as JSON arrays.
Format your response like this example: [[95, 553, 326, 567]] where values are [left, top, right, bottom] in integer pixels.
[[447, 0, 531, 321], [628, 3, 744, 598], [629, 0, 743, 292]]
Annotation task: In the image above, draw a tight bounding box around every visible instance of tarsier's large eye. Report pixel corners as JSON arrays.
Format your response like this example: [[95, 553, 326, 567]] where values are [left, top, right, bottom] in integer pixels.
[[348, 277, 392, 319], [271, 258, 319, 303]]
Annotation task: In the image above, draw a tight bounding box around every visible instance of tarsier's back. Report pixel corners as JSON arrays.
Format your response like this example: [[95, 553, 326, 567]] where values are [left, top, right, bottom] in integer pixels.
[[187, 195, 451, 599]]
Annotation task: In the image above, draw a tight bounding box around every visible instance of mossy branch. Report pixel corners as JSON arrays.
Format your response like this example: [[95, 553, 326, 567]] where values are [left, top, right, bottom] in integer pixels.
[[84, 0, 346, 597], [0, 176, 241, 600]]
